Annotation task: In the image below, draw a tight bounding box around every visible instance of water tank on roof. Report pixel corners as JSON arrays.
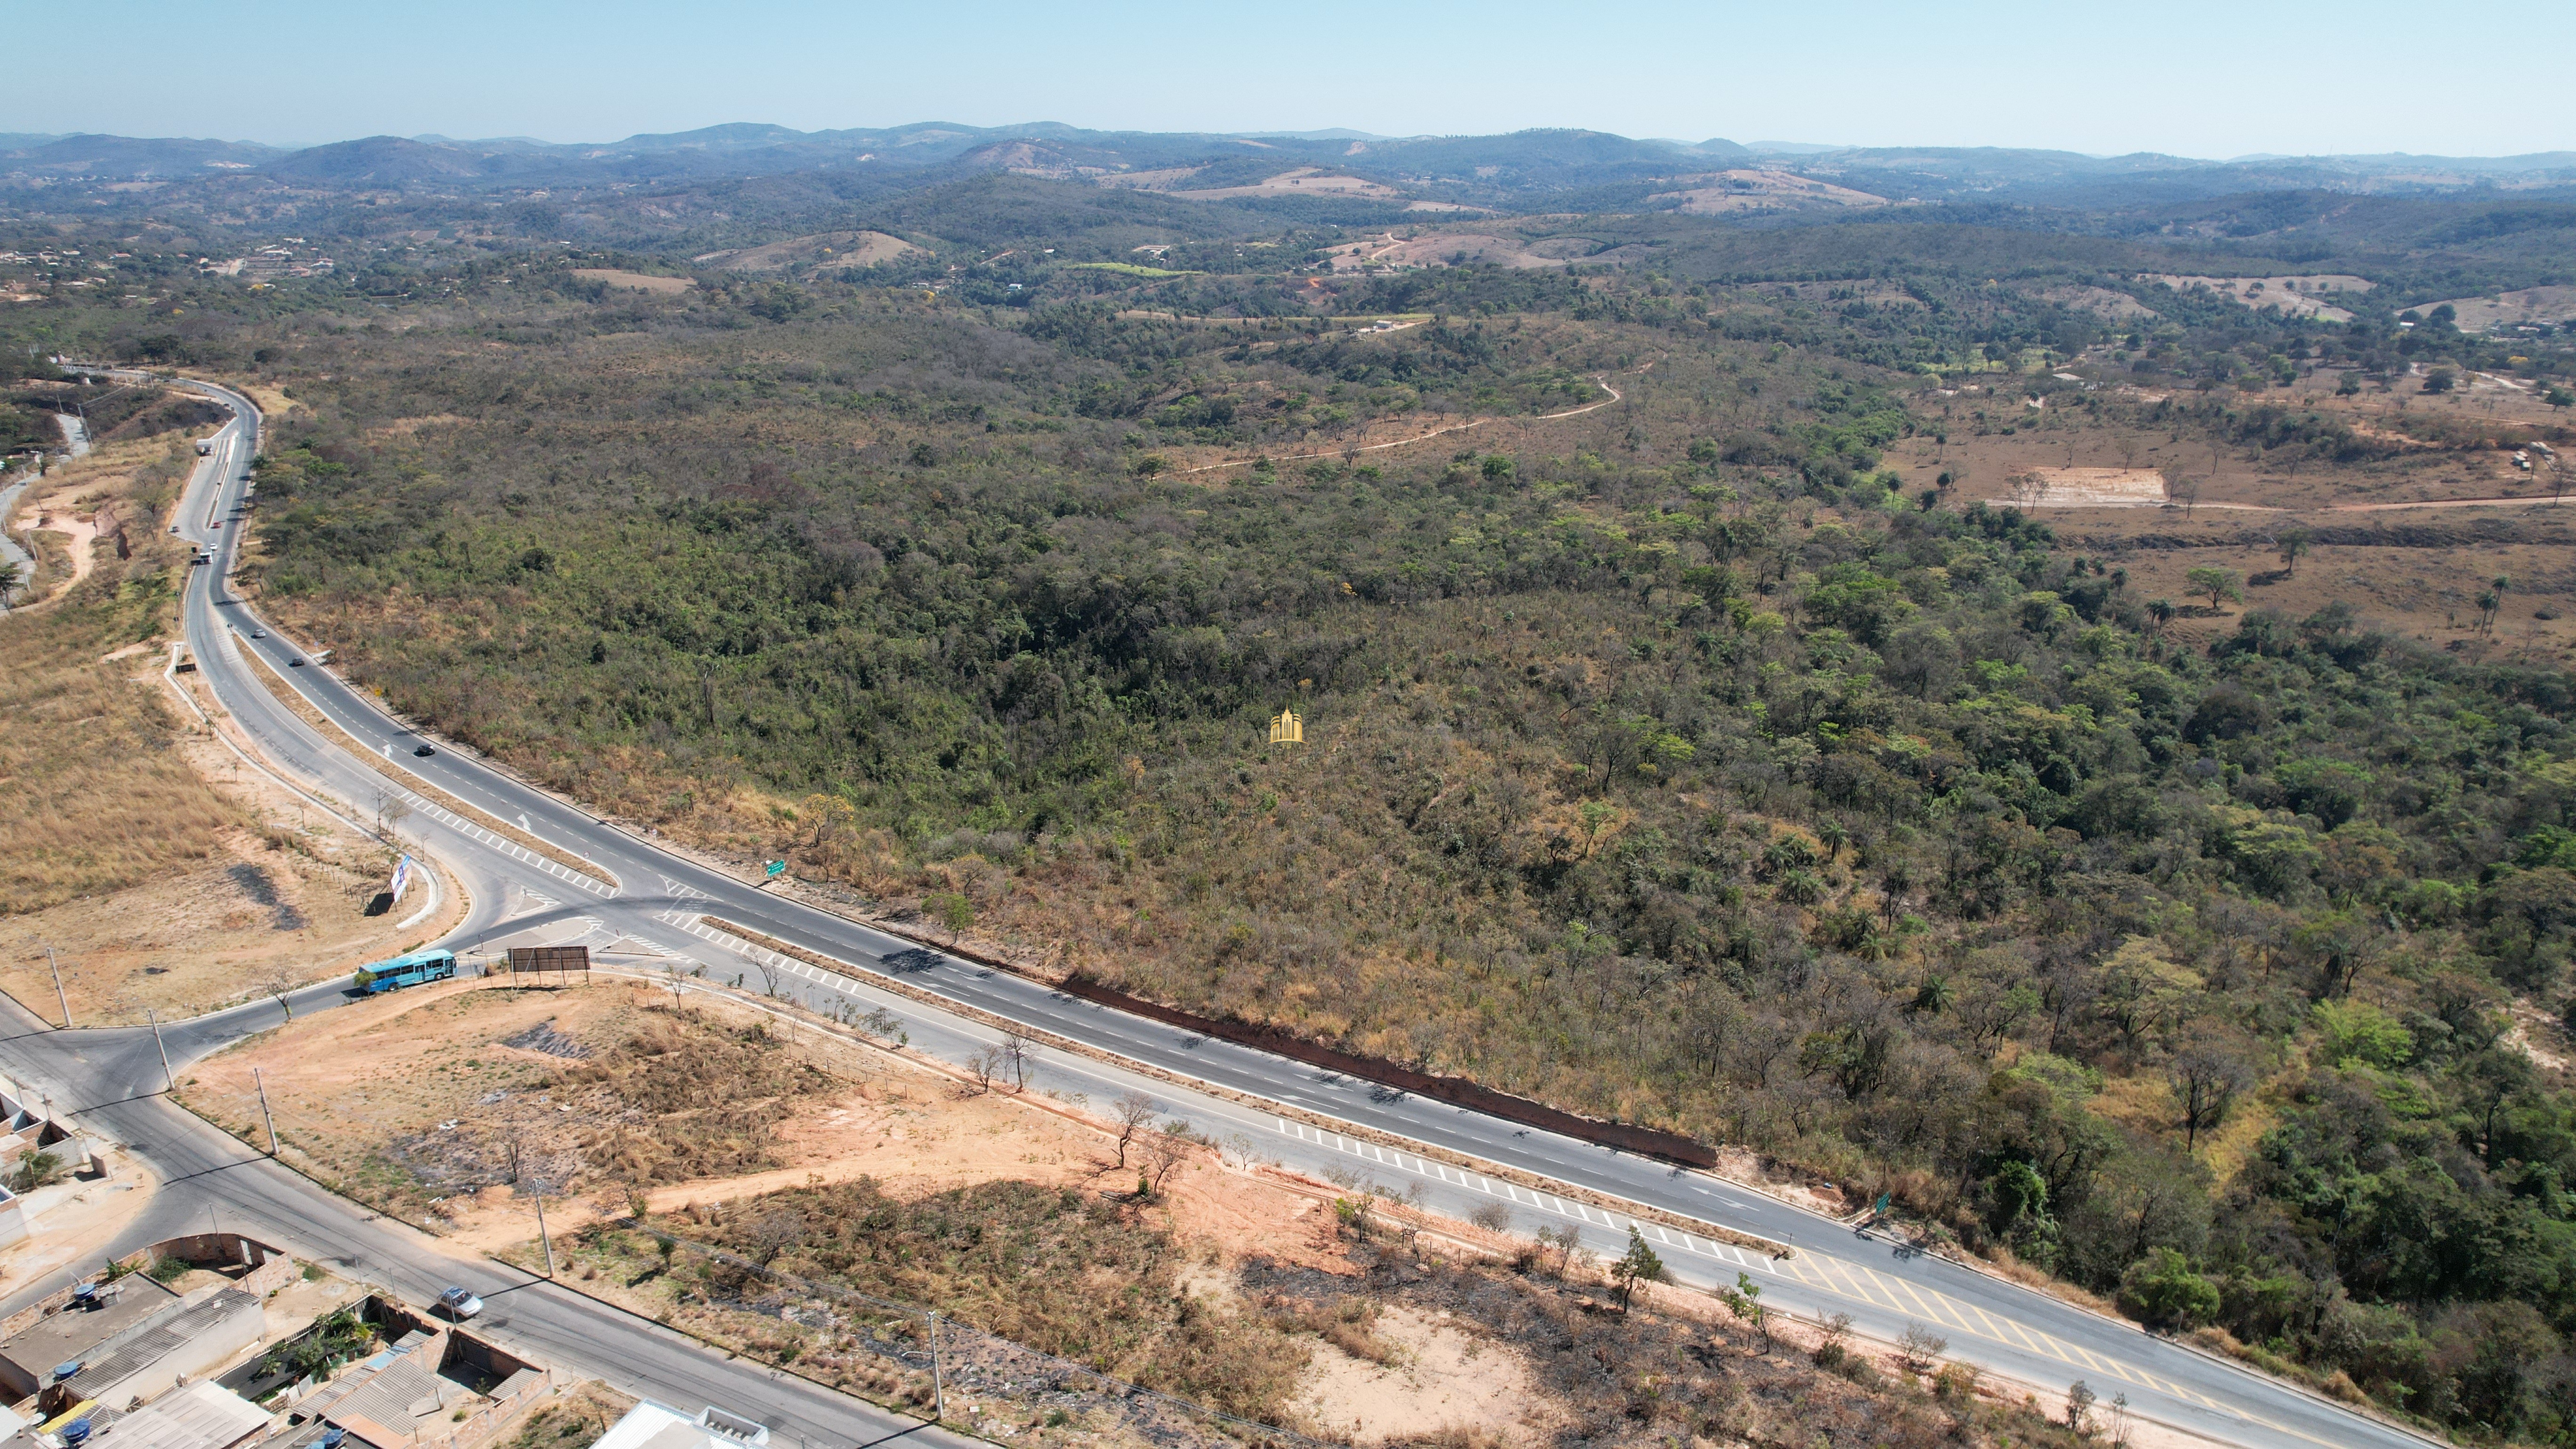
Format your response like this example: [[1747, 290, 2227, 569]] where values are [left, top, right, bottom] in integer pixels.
[[62, 1419, 93, 1448], [52, 1360, 81, 1382]]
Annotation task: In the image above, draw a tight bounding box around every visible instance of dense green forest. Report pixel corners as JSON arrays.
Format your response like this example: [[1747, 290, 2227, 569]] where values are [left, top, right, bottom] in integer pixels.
[[10, 179, 2576, 1442]]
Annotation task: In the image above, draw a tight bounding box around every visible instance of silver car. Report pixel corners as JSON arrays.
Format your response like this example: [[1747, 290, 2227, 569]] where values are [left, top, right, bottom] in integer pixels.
[[438, 1286, 483, 1320]]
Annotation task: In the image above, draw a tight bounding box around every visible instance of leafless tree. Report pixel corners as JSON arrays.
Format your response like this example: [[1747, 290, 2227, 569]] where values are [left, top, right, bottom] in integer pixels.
[[753, 959, 784, 1000], [744, 1208, 807, 1267], [999, 1031, 1035, 1093], [1139, 1129, 1189, 1196], [1111, 1090, 1158, 1167], [1899, 1321, 1950, 1371], [2171, 1042, 2252, 1151], [1468, 1201, 1513, 1234], [263, 974, 297, 1021], [963, 1045, 1004, 1095], [1534, 1223, 1583, 1278]]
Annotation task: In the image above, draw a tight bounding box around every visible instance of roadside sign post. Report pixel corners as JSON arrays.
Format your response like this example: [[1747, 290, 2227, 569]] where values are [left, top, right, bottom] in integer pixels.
[[762, 860, 786, 886]]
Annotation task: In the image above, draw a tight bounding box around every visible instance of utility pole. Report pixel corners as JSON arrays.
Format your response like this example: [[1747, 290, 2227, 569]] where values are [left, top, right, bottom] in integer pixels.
[[44, 944, 70, 1028], [533, 1188, 557, 1277], [927, 1311, 945, 1421], [252, 1067, 278, 1155], [148, 1009, 174, 1094]]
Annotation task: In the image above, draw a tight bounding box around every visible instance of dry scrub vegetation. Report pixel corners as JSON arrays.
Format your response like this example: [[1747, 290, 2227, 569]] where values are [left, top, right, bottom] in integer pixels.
[[0, 405, 426, 1023], [0, 437, 227, 916]]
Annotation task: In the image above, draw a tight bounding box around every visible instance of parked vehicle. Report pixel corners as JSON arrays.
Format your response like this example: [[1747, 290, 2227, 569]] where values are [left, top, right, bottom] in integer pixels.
[[354, 949, 458, 995], [437, 1286, 483, 1320]]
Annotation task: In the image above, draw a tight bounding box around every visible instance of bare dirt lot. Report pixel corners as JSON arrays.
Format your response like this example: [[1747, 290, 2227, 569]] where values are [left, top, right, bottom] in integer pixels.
[[187, 976, 2122, 1449], [1880, 381, 2576, 662], [568, 269, 692, 294]]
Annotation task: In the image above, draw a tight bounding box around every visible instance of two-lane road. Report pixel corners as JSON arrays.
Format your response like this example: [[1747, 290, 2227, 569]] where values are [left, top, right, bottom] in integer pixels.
[[7, 377, 2434, 1449]]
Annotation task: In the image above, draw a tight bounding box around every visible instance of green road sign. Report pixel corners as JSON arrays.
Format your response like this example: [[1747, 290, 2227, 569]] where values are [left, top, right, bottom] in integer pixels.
[[765, 860, 786, 878]]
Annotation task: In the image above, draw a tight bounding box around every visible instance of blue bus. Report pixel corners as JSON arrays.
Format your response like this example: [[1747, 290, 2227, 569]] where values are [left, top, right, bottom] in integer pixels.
[[354, 949, 459, 995]]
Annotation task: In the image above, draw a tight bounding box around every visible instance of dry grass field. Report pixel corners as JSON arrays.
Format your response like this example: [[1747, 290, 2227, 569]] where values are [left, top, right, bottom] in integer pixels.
[[0, 398, 457, 1025]]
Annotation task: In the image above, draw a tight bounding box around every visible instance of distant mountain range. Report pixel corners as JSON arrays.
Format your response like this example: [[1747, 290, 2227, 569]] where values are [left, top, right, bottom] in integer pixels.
[[5, 122, 2571, 210]]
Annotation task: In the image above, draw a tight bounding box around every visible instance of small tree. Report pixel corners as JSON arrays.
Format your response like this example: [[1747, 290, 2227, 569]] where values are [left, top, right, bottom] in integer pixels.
[[926, 892, 974, 945], [1714, 1271, 1770, 1351], [1812, 1312, 1855, 1367], [1111, 1090, 1158, 1167], [2170, 1043, 2250, 1151], [2276, 528, 2310, 577], [1534, 1223, 1581, 1278], [1898, 1320, 1949, 1371], [2160, 465, 2199, 517], [2185, 566, 2242, 614], [1611, 1225, 1666, 1310], [2145, 597, 2176, 635], [963, 1044, 1004, 1095], [2065, 1380, 2096, 1433], [999, 1031, 1034, 1092], [1139, 1128, 1188, 1197], [263, 974, 298, 1022]]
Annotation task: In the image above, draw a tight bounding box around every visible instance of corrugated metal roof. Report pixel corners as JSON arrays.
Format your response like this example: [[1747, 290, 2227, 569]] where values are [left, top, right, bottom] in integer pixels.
[[62, 1290, 261, 1403], [87, 1381, 268, 1449]]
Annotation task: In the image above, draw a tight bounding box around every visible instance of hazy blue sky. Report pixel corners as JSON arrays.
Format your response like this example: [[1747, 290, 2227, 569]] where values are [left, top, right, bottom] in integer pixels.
[[15, 0, 2570, 157]]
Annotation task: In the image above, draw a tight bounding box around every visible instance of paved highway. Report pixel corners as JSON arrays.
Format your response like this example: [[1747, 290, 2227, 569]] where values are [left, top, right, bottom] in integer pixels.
[[3, 380, 2431, 1449]]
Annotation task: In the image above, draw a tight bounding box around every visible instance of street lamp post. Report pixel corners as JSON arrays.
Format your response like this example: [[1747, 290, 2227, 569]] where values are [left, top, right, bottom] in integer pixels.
[[44, 945, 69, 1028], [149, 1009, 175, 1093]]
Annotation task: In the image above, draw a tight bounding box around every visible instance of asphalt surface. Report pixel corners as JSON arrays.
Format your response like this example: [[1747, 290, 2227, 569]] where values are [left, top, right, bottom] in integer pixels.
[[0, 380, 2433, 1449]]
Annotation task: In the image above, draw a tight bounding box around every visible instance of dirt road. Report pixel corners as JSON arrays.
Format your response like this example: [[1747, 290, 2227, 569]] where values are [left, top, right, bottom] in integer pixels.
[[1182, 369, 1635, 477]]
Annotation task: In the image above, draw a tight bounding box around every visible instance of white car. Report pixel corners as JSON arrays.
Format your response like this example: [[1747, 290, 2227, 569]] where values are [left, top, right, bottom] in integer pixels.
[[438, 1286, 483, 1320]]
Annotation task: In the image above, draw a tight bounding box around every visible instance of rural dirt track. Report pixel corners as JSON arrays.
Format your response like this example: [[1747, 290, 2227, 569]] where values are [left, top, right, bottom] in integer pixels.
[[2046, 491, 2571, 516], [1182, 366, 1643, 477]]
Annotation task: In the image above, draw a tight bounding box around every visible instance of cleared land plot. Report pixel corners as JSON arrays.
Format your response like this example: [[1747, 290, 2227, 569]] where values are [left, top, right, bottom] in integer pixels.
[[2016, 466, 2169, 507], [1645, 169, 1887, 213], [1170, 168, 1407, 201], [568, 269, 692, 294], [689, 231, 919, 272], [2429, 284, 2576, 334], [1320, 231, 1621, 272], [2133, 273, 2373, 322], [2035, 284, 2159, 320]]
